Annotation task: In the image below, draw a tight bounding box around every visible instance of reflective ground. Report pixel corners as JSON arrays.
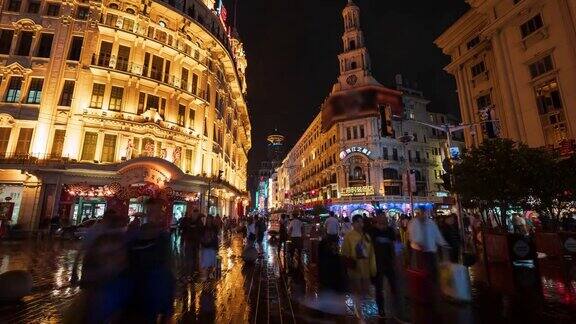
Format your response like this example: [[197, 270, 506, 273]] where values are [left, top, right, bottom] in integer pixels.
[[1, 232, 576, 323]]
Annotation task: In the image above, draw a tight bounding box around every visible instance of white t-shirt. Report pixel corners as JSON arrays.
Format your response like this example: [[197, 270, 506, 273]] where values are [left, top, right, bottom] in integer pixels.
[[325, 216, 340, 235], [288, 219, 303, 238], [408, 217, 448, 253]]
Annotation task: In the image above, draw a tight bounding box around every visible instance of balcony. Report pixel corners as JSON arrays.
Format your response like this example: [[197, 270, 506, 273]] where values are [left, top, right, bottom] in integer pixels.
[[90, 54, 208, 105]]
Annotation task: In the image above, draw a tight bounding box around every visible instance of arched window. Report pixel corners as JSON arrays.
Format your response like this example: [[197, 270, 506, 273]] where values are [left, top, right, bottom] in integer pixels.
[[126, 8, 135, 14], [351, 61, 358, 70], [109, 3, 119, 9], [349, 40, 356, 50], [159, 20, 167, 28], [383, 168, 399, 180]]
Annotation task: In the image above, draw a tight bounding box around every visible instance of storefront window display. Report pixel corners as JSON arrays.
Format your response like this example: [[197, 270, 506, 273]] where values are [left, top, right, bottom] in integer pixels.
[[0, 185, 24, 223], [72, 198, 106, 224], [172, 202, 186, 226]]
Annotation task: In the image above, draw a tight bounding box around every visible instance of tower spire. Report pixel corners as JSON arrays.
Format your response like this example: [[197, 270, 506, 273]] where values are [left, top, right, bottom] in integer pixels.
[[333, 0, 380, 92]]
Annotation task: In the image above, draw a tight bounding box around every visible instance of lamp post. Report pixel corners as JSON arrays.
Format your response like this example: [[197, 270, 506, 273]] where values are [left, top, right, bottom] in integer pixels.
[[206, 170, 223, 216]]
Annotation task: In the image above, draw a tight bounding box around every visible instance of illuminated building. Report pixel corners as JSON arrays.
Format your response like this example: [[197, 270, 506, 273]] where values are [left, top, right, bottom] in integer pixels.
[[436, 0, 576, 154], [0, 0, 251, 229], [274, 1, 458, 217], [266, 129, 284, 168]]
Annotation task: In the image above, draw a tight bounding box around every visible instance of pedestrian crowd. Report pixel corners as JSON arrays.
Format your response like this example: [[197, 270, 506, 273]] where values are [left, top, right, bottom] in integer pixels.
[[65, 199, 232, 324]]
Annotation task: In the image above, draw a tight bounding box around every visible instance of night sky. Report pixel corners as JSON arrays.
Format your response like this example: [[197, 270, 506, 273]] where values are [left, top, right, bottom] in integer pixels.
[[224, 0, 469, 174]]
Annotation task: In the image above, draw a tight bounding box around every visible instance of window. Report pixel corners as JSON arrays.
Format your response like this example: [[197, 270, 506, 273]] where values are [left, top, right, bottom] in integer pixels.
[[146, 94, 159, 111], [89, 83, 105, 108], [392, 148, 398, 161], [382, 147, 388, 160], [15, 128, 33, 155], [476, 94, 492, 109], [45, 3, 60, 16], [346, 127, 351, 140], [520, 14, 543, 39], [163, 60, 171, 83], [132, 138, 140, 158], [35, 33, 53, 57], [159, 98, 166, 118], [108, 86, 123, 111], [181, 68, 189, 91], [122, 18, 134, 32], [81, 132, 98, 161], [385, 186, 401, 196], [5, 76, 22, 102], [359, 125, 365, 138], [408, 150, 412, 162], [51, 129, 65, 158], [6, 0, 21, 12], [529, 55, 553, 79], [76, 6, 89, 20], [0, 128, 11, 156], [415, 151, 421, 163], [116, 45, 130, 71], [191, 73, 199, 94], [59, 80, 75, 106], [101, 134, 117, 163], [351, 61, 357, 70], [27, 0, 40, 13], [178, 104, 185, 126], [16, 31, 33, 56], [185, 149, 193, 172], [137, 92, 145, 114], [68, 36, 83, 61], [188, 108, 195, 128], [352, 126, 358, 139], [413, 133, 418, 142], [97, 41, 112, 67], [383, 168, 399, 180], [143, 53, 151, 76], [0, 29, 14, 54], [26, 78, 43, 104], [150, 55, 163, 81], [108, 3, 119, 10], [535, 80, 562, 115], [206, 84, 211, 102], [471, 61, 486, 77], [466, 36, 480, 50]]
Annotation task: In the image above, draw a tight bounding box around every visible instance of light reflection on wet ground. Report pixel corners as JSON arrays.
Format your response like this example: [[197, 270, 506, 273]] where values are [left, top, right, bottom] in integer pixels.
[[1, 233, 576, 323]]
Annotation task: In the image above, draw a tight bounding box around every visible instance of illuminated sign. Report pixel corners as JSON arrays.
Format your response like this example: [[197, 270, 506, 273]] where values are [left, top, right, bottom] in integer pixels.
[[339, 147, 372, 160], [340, 186, 375, 197], [119, 167, 170, 188]]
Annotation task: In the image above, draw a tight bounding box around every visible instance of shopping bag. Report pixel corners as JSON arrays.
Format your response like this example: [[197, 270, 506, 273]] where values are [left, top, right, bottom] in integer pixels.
[[439, 262, 472, 302]]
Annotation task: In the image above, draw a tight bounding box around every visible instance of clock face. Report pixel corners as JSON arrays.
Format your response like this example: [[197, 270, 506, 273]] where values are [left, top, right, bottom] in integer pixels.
[[346, 75, 358, 85]]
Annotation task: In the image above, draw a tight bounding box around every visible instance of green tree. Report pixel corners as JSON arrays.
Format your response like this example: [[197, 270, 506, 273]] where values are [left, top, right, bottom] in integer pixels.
[[452, 139, 531, 229]]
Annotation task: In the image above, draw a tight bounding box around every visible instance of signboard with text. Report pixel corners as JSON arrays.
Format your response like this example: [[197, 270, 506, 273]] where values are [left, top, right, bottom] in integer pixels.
[[339, 147, 372, 160], [340, 186, 375, 197]]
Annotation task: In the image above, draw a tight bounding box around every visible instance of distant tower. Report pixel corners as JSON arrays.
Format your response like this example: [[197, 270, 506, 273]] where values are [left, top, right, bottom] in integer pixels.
[[334, 0, 380, 92], [266, 129, 285, 168]]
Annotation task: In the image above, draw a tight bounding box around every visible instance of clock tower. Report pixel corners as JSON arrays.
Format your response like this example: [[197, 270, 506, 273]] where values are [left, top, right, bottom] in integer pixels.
[[334, 0, 381, 92]]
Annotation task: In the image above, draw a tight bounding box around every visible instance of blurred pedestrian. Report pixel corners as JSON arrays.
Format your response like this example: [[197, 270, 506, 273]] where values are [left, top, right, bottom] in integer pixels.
[[127, 198, 175, 323], [200, 215, 219, 279], [288, 213, 304, 257], [341, 216, 352, 235], [246, 217, 256, 244], [408, 209, 449, 282], [370, 214, 398, 318], [439, 214, 461, 263], [279, 214, 288, 252], [324, 211, 340, 243], [399, 214, 410, 246], [342, 214, 376, 320]]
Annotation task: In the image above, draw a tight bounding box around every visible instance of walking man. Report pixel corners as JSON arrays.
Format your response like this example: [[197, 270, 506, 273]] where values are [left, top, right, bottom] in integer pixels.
[[324, 211, 340, 243], [370, 214, 399, 318], [408, 209, 449, 282]]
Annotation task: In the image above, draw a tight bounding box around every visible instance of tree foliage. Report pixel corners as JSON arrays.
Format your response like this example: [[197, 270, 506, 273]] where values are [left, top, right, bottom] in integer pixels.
[[452, 139, 576, 229]]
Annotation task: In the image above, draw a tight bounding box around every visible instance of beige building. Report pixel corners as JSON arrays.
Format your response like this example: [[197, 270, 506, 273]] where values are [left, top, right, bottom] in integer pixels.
[[435, 0, 576, 151], [0, 0, 251, 230], [273, 1, 456, 217]]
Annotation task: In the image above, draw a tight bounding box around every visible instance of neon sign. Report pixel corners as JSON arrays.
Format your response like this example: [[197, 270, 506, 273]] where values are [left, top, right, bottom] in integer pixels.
[[339, 146, 372, 159]]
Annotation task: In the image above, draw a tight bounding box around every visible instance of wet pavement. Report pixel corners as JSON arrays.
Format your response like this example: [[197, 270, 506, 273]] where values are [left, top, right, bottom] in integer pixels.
[[1, 232, 576, 323]]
